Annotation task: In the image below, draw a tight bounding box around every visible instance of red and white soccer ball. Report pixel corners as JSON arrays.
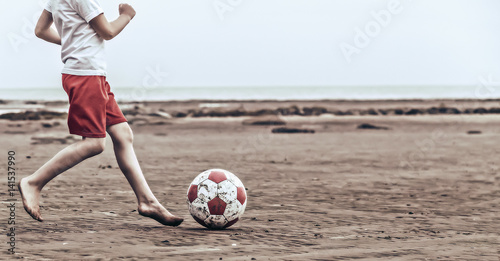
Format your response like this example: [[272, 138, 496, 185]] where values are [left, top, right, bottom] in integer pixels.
[[187, 169, 247, 229]]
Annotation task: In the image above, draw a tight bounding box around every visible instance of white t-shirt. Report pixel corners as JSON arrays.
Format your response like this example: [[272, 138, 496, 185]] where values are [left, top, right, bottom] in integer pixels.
[[45, 0, 106, 76]]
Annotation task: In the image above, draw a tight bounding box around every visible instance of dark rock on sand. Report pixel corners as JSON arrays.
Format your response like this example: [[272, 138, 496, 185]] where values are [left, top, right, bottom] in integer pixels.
[[446, 107, 461, 114], [394, 109, 404, 115], [329, 110, 347, 116], [43, 101, 68, 107], [488, 107, 500, 113], [378, 109, 388, 115], [0, 111, 67, 121], [342, 110, 354, 116], [463, 108, 474, 114], [467, 130, 482, 135], [127, 117, 149, 125], [277, 105, 301, 116], [248, 109, 279, 117], [360, 109, 379, 116], [210, 109, 246, 117], [302, 107, 327, 116], [473, 108, 488, 114], [188, 108, 247, 117], [191, 109, 211, 117], [122, 105, 146, 116], [272, 127, 315, 134], [186, 109, 199, 117], [41, 122, 61, 128], [405, 109, 424, 115], [430, 107, 461, 114], [148, 121, 171, 126], [427, 107, 440, 114], [171, 111, 187, 118], [243, 116, 286, 126], [127, 117, 171, 126], [122, 109, 140, 116], [438, 107, 449, 113], [357, 123, 390, 130]]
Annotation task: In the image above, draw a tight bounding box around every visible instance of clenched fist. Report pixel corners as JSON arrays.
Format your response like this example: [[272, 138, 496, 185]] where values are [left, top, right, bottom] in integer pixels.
[[119, 3, 136, 20]]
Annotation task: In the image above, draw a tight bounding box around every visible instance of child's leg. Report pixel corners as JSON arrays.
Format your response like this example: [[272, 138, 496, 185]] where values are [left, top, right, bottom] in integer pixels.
[[19, 137, 106, 221], [107, 122, 183, 226]]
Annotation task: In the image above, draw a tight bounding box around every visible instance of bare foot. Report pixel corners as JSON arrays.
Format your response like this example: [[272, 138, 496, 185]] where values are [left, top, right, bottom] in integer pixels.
[[18, 178, 43, 222], [138, 202, 183, 227]]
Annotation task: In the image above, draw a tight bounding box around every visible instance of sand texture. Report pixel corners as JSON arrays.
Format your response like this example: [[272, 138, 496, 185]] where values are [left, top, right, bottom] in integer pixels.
[[1, 100, 499, 260]]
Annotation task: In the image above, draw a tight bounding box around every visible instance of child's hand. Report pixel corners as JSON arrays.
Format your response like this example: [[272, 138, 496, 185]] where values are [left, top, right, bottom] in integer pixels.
[[119, 3, 136, 20]]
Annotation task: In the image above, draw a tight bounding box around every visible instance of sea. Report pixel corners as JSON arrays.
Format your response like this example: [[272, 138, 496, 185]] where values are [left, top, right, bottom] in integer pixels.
[[2, 85, 500, 102]]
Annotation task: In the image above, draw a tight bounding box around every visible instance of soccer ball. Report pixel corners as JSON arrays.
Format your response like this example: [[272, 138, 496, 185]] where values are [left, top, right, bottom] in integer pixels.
[[187, 169, 247, 229]]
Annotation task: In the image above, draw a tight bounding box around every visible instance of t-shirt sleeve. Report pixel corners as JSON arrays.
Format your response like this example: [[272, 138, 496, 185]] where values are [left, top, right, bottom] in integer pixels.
[[45, 0, 52, 13], [76, 0, 104, 23]]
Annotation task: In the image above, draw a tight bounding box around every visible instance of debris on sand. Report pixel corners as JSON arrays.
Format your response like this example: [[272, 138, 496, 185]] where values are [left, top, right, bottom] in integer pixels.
[[8, 104, 500, 123], [360, 109, 379, 116], [187, 108, 248, 117], [271, 127, 315, 134], [405, 109, 424, 115], [357, 123, 390, 130], [467, 130, 482, 135], [31, 136, 76, 145], [171, 111, 187, 118], [128, 117, 171, 126], [473, 108, 488, 114], [302, 106, 327, 116], [41, 121, 61, 128], [127, 117, 149, 125], [243, 116, 286, 126], [276, 105, 301, 116], [0, 110, 67, 121], [148, 111, 172, 119]]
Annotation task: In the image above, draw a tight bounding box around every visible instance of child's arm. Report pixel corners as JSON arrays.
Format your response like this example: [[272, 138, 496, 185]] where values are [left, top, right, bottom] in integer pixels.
[[35, 10, 61, 45], [89, 4, 136, 41]]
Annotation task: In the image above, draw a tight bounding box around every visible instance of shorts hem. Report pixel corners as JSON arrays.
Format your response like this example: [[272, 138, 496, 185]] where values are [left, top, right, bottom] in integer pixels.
[[70, 131, 106, 138], [62, 70, 106, 76], [106, 119, 128, 128]]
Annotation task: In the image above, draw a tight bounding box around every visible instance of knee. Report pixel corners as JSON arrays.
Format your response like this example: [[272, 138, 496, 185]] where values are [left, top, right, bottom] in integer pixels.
[[86, 138, 106, 156], [114, 125, 134, 145], [123, 127, 134, 144]]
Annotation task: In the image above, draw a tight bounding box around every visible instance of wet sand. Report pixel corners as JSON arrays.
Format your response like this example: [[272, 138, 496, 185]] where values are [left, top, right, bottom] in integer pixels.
[[1, 100, 499, 260]]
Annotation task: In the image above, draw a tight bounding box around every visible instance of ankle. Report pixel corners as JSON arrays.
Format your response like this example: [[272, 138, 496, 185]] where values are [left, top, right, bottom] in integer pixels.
[[138, 198, 159, 208], [22, 177, 43, 191]]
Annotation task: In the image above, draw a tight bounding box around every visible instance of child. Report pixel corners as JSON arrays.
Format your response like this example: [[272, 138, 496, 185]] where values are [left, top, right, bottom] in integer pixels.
[[18, 0, 183, 227]]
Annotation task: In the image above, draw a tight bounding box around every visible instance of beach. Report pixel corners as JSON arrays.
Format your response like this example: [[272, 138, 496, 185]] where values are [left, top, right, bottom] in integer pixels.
[[1, 99, 499, 260]]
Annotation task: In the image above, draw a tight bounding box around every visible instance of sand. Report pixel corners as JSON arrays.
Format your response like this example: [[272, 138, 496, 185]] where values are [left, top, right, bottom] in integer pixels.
[[1, 100, 499, 260]]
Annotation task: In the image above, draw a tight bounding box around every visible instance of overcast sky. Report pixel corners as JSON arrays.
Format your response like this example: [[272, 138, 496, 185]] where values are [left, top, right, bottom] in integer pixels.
[[0, 0, 499, 89]]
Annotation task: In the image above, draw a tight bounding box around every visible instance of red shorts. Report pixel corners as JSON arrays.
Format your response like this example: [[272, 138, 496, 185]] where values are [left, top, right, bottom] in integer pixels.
[[62, 74, 127, 138]]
